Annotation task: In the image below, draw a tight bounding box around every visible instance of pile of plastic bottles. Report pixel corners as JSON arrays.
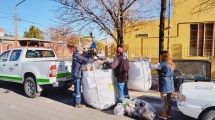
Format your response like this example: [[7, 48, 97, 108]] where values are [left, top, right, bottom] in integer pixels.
[[113, 98, 156, 120]]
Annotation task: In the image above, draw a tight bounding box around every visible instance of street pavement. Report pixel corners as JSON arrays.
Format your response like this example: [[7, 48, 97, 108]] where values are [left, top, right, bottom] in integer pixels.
[[0, 78, 196, 120]]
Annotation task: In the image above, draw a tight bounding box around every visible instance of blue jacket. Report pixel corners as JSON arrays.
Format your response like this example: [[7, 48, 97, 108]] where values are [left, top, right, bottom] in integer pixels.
[[157, 61, 175, 93], [72, 52, 93, 79]]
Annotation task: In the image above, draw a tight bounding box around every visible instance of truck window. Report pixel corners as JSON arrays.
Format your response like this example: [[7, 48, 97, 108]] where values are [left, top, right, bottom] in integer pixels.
[[26, 50, 55, 58], [0, 51, 10, 62], [10, 50, 22, 61]]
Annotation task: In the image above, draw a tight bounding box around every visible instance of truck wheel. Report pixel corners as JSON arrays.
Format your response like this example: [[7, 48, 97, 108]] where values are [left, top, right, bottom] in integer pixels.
[[24, 77, 41, 98], [202, 110, 215, 120]]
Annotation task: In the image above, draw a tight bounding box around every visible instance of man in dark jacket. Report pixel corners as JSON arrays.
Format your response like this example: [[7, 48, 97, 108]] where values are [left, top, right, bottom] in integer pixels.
[[68, 44, 94, 108], [109, 47, 130, 103]]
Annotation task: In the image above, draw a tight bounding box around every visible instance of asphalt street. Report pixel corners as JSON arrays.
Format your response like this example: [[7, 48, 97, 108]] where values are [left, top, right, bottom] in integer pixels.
[[0, 80, 195, 120]]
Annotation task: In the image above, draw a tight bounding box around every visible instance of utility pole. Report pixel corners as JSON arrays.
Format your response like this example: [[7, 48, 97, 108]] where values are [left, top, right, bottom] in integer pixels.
[[167, 0, 171, 51], [159, 0, 166, 62], [119, 0, 124, 47], [14, 0, 26, 48], [14, 14, 18, 48]]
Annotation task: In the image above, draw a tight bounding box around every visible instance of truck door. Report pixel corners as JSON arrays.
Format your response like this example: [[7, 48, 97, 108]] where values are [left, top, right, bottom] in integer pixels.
[[5, 50, 22, 83], [0, 50, 11, 81]]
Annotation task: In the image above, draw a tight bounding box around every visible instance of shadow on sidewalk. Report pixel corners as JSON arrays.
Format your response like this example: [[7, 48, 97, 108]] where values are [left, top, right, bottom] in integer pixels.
[[0, 81, 25, 96], [0, 81, 76, 106]]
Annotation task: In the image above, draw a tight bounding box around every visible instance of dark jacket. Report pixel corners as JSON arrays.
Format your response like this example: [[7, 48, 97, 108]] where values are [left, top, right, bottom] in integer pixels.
[[157, 61, 175, 93], [110, 54, 129, 82], [72, 52, 93, 79]]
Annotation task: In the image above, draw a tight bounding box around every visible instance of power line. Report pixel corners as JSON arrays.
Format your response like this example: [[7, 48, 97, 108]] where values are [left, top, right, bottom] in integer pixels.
[[0, 16, 13, 20], [0, 7, 48, 20], [0, 15, 47, 28], [0, 11, 53, 30], [0, 11, 14, 16], [0, 15, 48, 28], [18, 17, 47, 28], [0, 7, 54, 26], [0, 15, 49, 28], [0, 8, 13, 12]]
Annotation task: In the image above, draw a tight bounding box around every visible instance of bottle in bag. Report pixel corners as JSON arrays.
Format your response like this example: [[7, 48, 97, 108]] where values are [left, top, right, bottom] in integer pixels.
[[114, 103, 125, 115]]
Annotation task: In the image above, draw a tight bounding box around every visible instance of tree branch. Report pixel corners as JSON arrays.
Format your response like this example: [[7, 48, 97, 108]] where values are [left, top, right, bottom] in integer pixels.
[[123, 0, 137, 12], [99, 0, 117, 26]]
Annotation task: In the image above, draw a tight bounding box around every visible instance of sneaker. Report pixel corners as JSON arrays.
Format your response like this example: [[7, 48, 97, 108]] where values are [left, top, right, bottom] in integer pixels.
[[158, 112, 168, 120], [167, 109, 172, 118], [75, 104, 85, 108], [167, 115, 172, 118]]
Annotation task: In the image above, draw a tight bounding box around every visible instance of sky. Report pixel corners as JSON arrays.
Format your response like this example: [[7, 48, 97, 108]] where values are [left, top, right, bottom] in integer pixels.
[[0, 0, 57, 37], [0, 0, 112, 40], [0, 0, 171, 40]]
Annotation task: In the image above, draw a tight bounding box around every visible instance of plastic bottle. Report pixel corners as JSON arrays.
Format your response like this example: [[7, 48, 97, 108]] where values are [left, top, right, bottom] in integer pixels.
[[122, 98, 130, 107], [114, 103, 125, 115]]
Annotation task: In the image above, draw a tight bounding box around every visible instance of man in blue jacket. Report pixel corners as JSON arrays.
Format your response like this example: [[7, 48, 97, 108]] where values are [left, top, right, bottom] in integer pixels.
[[68, 44, 94, 108]]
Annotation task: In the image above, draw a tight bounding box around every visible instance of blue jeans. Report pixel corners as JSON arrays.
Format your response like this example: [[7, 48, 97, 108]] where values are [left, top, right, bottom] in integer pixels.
[[73, 78, 81, 105], [116, 81, 129, 103]]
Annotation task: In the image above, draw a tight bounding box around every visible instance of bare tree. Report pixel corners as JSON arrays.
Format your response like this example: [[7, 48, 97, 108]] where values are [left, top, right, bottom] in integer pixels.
[[53, 0, 157, 46], [44, 26, 79, 48]]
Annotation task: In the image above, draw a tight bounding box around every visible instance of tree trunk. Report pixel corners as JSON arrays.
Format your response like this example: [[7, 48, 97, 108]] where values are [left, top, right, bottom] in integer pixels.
[[159, 0, 166, 61], [119, 0, 124, 46], [118, 0, 124, 47]]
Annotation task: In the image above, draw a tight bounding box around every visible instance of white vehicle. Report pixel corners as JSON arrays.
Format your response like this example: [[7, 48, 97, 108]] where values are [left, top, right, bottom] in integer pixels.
[[0, 48, 72, 98], [177, 82, 215, 120]]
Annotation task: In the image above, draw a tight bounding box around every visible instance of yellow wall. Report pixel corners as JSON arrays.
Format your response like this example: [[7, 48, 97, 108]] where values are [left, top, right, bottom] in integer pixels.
[[124, 20, 160, 58], [173, 0, 215, 23], [124, 0, 215, 79]]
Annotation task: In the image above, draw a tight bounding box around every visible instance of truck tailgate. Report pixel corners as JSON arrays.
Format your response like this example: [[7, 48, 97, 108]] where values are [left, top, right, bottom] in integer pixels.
[[56, 60, 72, 81]]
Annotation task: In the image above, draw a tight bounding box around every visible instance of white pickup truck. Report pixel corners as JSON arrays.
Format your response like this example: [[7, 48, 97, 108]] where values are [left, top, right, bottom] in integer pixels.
[[0, 48, 72, 98]]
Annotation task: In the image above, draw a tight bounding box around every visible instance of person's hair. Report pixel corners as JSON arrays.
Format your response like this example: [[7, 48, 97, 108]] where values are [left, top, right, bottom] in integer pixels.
[[67, 44, 76, 49], [117, 45, 122, 48], [161, 51, 175, 70]]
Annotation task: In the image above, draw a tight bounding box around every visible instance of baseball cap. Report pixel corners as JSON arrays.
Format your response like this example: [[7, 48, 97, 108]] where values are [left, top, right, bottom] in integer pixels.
[[117, 47, 123, 53]]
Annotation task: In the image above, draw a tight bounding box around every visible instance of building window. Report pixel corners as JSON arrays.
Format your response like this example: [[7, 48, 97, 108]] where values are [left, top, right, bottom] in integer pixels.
[[190, 23, 214, 56], [190, 24, 198, 56], [198, 23, 204, 56], [204, 23, 214, 56]]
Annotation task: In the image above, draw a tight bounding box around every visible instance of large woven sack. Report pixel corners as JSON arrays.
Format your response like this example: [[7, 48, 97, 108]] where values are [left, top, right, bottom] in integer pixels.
[[128, 60, 152, 91], [82, 69, 117, 110]]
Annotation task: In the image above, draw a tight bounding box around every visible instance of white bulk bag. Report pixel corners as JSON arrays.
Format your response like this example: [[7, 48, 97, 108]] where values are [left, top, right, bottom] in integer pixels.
[[82, 69, 117, 110], [128, 60, 152, 91]]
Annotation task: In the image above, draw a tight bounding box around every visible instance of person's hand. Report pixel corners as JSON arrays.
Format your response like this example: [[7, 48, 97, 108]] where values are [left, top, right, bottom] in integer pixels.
[[78, 51, 83, 55], [99, 60, 104, 64], [93, 56, 98, 60]]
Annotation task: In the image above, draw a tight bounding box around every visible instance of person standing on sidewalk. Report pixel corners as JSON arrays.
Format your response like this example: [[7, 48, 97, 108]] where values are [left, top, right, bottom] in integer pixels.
[[108, 47, 130, 103], [150, 51, 175, 120], [67, 44, 94, 108]]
